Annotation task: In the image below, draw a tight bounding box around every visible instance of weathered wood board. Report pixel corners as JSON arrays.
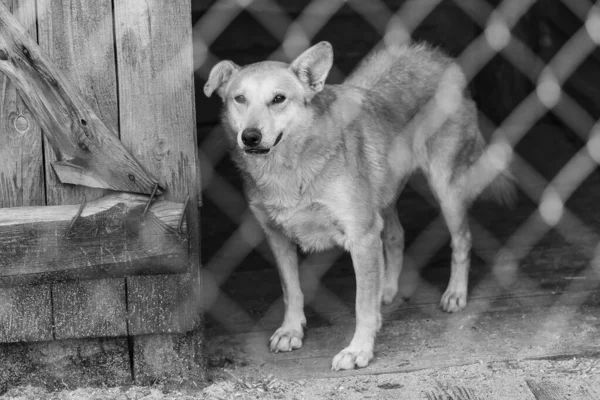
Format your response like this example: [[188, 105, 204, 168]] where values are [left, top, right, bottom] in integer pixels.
[[114, 0, 202, 382], [53, 279, 128, 339], [0, 0, 43, 208], [36, 0, 117, 205], [33, 0, 129, 346], [0, 1, 160, 195], [128, 274, 198, 335], [0, 194, 188, 287], [0, 0, 202, 385], [0, 285, 52, 342], [113, 0, 201, 337], [0, 0, 53, 346]]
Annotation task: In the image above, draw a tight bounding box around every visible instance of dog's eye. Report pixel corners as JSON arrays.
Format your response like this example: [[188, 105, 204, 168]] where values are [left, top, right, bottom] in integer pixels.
[[234, 95, 246, 104], [272, 94, 286, 104]]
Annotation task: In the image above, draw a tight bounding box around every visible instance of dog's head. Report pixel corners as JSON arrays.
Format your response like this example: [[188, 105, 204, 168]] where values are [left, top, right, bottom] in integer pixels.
[[204, 42, 333, 155]]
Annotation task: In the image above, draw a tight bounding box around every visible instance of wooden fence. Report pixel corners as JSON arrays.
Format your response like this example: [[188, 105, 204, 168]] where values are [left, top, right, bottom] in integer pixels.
[[0, 0, 202, 385]]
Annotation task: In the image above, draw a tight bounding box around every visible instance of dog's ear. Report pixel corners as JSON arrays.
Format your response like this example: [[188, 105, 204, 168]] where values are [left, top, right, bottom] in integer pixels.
[[290, 41, 333, 97], [204, 60, 240, 98]]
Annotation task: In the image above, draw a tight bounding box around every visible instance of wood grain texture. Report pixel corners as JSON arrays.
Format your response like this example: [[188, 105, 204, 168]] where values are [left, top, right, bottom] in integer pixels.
[[0, 193, 188, 282], [0, 0, 43, 208], [114, 0, 200, 332], [36, 0, 116, 205], [114, 0, 202, 383], [0, 0, 52, 345], [115, 0, 198, 199], [53, 279, 127, 339], [127, 274, 199, 335], [0, 1, 161, 196], [33, 0, 125, 342], [0, 285, 52, 342]]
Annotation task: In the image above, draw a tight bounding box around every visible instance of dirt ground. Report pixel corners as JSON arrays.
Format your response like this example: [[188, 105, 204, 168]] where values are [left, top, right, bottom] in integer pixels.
[[1, 356, 599, 399]]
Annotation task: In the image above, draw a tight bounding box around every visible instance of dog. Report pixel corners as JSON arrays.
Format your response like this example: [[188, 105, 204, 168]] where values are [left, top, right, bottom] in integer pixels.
[[204, 41, 514, 371]]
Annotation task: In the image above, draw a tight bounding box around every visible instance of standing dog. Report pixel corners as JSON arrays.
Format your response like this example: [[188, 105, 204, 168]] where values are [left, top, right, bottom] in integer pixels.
[[204, 42, 513, 371]]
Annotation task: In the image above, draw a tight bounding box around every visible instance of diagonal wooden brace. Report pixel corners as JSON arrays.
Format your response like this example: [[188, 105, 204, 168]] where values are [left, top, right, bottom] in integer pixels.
[[0, 3, 162, 195]]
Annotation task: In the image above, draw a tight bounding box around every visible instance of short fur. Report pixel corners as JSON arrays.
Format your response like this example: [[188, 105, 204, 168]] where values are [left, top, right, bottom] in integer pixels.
[[205, 42, 514, 371]]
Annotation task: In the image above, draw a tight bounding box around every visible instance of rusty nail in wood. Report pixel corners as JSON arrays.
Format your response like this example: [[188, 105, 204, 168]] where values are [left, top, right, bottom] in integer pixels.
[[142, 183, 159, 218], [65, 202, 86, 236], [178, 194, 190, 234]]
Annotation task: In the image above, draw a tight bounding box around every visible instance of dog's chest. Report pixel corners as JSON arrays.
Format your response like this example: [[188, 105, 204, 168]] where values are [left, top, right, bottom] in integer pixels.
[[267, 201, 345, 252]]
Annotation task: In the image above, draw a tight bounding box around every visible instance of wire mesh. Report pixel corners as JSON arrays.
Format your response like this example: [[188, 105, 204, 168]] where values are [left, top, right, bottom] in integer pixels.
[[194, 0, 600, 368]]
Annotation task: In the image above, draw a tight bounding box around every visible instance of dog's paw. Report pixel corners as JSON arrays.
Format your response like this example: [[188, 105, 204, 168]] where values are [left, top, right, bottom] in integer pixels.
[[382, 280, 398, 305], [331, 345, 374, 371], [269, 326, 303, 353], [440, 285, 467, 312]]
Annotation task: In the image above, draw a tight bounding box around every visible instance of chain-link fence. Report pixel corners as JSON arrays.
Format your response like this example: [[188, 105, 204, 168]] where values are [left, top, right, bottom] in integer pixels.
[[193, 0, 600, 372]]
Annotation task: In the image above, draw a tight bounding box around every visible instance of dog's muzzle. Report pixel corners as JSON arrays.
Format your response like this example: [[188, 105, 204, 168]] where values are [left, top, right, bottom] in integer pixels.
[[242, 131, 283, 155]]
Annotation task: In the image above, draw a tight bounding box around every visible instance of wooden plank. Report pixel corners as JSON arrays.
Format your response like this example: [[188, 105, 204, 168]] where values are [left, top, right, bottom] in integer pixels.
[[53, 280, 128, 339], [526, 379, 595, 400], [114, 0, 198, 200], [114, 0, 202, 383], [33, 0, 129, 342], [127, 275, 198, 335], [114, 0, 200, 332], [0, 0, 43, 208], [0, 0, 53, 345], [0, 285, 52, 342], [36, 0, 115, 205], [0, 1, 161, 195], [0, 193, 188, 284]]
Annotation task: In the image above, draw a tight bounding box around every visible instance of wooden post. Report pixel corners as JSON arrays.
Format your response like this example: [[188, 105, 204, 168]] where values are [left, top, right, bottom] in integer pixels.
[[114, 0, 203, 384]]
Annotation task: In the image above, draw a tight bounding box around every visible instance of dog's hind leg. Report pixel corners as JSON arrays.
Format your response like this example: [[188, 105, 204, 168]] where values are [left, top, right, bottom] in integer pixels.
[[382, 205, 404, 304]]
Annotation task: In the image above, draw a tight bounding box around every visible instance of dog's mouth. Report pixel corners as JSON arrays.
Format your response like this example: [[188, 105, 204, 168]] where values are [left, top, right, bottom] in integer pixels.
[[245, 148, 270, 155], [244, 132, 283, 155]]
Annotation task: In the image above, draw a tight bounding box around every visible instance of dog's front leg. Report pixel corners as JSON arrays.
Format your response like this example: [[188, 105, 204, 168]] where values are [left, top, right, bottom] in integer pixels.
[[332, 217, 384, 371], [261, 224, 306, 353]]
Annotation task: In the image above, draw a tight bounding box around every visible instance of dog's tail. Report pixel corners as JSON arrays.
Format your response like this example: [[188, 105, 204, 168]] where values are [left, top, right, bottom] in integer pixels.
[[462, 140, 518, 207], [481, 171, 517, 206]]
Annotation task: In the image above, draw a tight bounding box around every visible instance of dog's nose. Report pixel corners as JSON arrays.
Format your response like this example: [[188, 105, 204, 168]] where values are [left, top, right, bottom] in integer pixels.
[[241, 128, 262, 147]]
